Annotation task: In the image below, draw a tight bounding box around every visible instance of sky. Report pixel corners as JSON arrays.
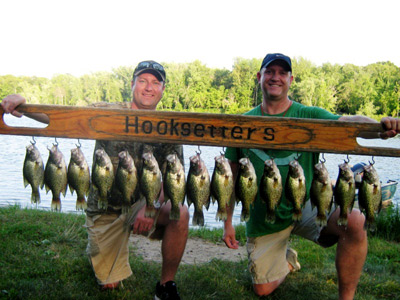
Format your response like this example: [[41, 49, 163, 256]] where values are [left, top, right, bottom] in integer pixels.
[[1, 0, 399, 78]]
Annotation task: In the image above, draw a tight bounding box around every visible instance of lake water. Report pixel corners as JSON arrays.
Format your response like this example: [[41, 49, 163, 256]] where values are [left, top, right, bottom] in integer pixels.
[[1, 114, 399, 228]]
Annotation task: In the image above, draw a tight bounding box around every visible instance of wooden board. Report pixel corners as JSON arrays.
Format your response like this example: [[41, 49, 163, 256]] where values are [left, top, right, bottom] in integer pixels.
[[1, 104, 399, 157]]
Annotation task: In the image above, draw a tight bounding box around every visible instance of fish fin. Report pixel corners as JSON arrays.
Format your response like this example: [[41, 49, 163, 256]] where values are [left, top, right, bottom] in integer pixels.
[[76, 198, 87, 211], [337, 214, 348, 227], [51, 198, 61, 211], [45, 184, 50, 194], [97, 199, 108, 210], [145, 205, 157, 218], [169, 207, 180, 221], [69, 186, 75, 195], [31, 189, 41, 204], [121, 204, 130, 215], [215, 209, 227, 222], [316, 214, 327, 227], [205, 197, 211, 211], [186, 195, 193, 207], [192, 210, 205, 226], [23, 177, 29, 188], [240, 207, 250, 222], [265, 210, 276, 224], [62, 185, 68, 197], [328, 197, 334, 212], [292, 210, 302, 222]]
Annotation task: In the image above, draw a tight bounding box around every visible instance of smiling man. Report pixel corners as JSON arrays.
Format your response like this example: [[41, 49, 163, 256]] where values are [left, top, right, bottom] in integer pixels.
[[222, 53, 400, 299], [1, 60, 188, 300]]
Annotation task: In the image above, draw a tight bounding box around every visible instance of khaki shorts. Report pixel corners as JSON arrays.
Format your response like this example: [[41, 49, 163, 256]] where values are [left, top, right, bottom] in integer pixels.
[[247, 200, 337, 284], [85, 199, 161, 285]]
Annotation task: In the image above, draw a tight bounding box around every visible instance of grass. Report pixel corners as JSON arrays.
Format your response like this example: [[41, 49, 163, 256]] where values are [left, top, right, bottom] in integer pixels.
[[0, 205, 399, 299]]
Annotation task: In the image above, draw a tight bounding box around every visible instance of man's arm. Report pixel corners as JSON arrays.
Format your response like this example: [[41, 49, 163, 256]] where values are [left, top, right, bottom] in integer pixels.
[[1, 94, 50, 124], [339, 115, 400, 139]]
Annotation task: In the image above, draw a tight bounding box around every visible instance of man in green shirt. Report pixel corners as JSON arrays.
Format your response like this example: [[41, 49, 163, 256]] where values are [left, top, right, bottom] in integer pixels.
[[223, 53, 400, 299]]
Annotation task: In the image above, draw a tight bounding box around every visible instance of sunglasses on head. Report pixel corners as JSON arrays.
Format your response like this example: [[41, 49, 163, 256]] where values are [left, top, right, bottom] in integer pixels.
[[137, 61, 165, 72]]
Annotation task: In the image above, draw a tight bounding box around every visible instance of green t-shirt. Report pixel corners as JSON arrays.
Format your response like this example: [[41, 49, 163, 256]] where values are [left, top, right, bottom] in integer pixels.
[[225, 101, 340, 237]]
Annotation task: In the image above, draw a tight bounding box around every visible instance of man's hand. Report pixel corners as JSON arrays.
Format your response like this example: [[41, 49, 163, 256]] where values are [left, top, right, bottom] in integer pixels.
[[1, 94, 26, 117], [380, 117, 400, 139], [223, 222, 239, 249], [132, 207, 155, 235]]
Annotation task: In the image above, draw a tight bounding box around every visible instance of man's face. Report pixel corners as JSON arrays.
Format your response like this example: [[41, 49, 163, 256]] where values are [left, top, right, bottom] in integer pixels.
[[131, 73, 165, 110], [257, 62, 293, 101]]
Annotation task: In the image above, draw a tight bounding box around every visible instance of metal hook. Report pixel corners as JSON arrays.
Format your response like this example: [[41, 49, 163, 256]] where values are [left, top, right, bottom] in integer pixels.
[[320, 153, 326, 163], [30, 136, 36, 145], [344, 154, 350, 163], [76, 139, 82, 148], [369, 156, 375, 165], [195, 145, 202, 155], [220, 147, 226, 156], [53, 137, 59, 146]]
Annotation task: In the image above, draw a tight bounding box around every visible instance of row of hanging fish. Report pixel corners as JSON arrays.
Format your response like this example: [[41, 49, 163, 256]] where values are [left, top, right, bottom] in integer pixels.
[[23, 142, 382, 229], [209, 155, 383, 229], [23, 143, 90, 211]]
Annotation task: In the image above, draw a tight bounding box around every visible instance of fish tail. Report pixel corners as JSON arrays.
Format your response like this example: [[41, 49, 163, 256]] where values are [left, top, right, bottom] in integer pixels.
[[51, 197, 61, 211], [316, 214, 327, 227], [292, 210, 302, 222], [169, 206, 181, 221], [31, 188, 41, 204], [97, 198, 108, 210], [121, 204, 131, 215], [215, 209, 227, 222], [76, 197, 87, 211], [240, 207, 250, 222], [337, 212, 348, 227], [192, 210, 205, 226], [145, 205, 157, 218], [265, 210, 276, 224], [364, 216, 376, 232]]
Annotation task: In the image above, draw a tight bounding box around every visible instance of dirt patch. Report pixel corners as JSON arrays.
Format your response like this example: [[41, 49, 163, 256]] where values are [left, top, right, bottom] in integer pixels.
[[130, 235, 247, 264]]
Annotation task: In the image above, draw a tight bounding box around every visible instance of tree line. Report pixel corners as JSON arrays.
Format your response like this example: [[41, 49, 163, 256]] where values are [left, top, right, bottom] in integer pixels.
[[1, 57, 399, 119]]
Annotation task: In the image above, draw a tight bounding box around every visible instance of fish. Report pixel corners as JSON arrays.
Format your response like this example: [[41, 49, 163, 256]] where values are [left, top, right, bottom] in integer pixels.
[[235, 157, 258, 222], [310, 161, 334, 226], [358, 163, 382, 230], [186, 153, 211, 226], [91, 148, 114, 210], [140, 151, 162, 218], [44, 144, 68, 211], [334, 161, 356, 226], [259, 159, 282, 223], [67, 146, 90, 211], [23, 143, 45, 204], [164, 153, 186, 220], [115, 150, 138, 214], [285, 160, 306, 221], [210, 154, 234, 222]]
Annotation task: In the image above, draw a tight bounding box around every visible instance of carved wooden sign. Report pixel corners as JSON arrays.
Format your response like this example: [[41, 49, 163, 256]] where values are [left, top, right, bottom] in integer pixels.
[[0, 104, 399, 157]]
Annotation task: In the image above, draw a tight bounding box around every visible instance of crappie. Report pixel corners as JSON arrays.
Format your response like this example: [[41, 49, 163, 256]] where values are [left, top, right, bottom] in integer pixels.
[[115, 150, 138, 214], [334, 161, 356, 226], [164, 153, 186, 221], [140, 151, 162, 218], [186, 153, 210, 226], [92, 148, 114, 210], [358, 163, 382, 230], [310, 161, 333, 226], [235, 157, 258, 222], [210, 155, 234, 222], [23, 143, 44, 204], [259, 159, 282, 223], [44, 144, 68, 211], [67, 146, 90, 211], [285, 160, 306, 221]]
